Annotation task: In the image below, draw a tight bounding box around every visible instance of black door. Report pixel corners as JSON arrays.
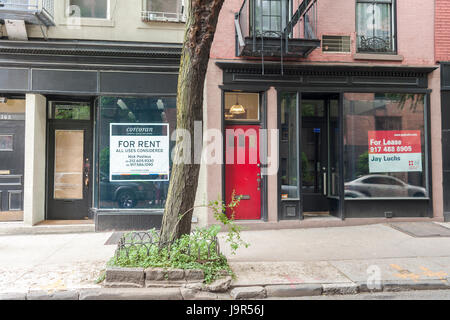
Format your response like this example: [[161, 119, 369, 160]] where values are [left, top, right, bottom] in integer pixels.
[[301, 98, 329, 213], [47, 102, 93, 220], [0, 113, 25, 221]]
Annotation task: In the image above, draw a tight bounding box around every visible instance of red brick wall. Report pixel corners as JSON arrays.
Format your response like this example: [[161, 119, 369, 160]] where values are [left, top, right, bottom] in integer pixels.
[[436, 0, 450, 62]]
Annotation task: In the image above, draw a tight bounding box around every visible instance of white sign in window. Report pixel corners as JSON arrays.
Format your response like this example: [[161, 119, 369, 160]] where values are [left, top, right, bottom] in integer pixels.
[[110, 123, 170, 182]]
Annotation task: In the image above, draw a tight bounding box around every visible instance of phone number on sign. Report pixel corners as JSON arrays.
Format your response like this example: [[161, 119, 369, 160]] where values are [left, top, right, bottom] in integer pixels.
[[370, 146, 412, 153]]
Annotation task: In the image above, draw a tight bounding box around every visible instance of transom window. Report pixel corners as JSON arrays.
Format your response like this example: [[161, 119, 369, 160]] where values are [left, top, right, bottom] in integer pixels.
[[356, 0, 396, 53], [68, 0, 109, 19]]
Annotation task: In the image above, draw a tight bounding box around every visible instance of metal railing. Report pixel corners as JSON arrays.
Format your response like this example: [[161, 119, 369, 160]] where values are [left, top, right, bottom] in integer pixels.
[[141, 0, 185, 22], [235, 0, 318, 57], [0, 0, 54, 21]]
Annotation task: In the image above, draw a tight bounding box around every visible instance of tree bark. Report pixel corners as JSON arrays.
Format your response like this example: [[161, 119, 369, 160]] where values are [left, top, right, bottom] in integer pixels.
[[159, 0, 225, 244]]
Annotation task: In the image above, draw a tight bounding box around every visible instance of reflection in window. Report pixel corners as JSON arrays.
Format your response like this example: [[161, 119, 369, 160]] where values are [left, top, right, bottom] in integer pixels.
[[254, 0, 289, 35], [344, 93, 427, 199], [0, 135, 13, 151], [69, 0, 108, 19], [51, 104, 91, 120], [98, 97, 176, 209], [280, 92, 299, 199]]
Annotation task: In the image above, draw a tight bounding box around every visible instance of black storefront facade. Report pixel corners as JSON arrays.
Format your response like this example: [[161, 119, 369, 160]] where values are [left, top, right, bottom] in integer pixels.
[[0, 40, 180, 231], [441, 63, 450, 222], [217, 61, 436, 221]]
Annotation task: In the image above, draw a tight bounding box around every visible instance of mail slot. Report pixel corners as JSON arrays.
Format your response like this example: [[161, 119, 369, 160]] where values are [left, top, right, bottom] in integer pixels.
[[236, 195, 251, 200]]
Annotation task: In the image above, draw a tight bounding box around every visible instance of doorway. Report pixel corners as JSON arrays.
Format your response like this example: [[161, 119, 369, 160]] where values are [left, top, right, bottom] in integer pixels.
[[0, 98, 25, 222], [301, 94, 340, 217], [46, 102, 93, 220], [225, 124, 262, 220]]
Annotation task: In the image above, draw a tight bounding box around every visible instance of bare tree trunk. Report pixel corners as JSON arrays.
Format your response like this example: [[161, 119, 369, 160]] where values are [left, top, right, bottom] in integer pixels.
[[159, 0, 225, 244]]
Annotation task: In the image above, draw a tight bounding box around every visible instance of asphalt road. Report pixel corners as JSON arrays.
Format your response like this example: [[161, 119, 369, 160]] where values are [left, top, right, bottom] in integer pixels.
[[266, 289, 450, 300]]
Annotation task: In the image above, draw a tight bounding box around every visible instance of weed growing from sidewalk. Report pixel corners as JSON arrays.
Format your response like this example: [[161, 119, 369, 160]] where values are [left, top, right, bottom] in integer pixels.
[[108, 226, 233, 283]]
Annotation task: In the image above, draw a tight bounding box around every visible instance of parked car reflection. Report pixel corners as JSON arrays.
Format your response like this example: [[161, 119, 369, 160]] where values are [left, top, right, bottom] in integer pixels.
[[345, 175, 426, 198], [99, 173, 159, 208]]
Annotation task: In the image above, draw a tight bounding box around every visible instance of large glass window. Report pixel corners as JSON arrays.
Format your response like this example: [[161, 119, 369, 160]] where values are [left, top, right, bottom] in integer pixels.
[[97, 97, 176, 209], [280, 92, 299, 199], [356, 0, 395, 53], [344, 93, 427, 199], [69, 0, 108, 19], [253, 0, 289, 36]]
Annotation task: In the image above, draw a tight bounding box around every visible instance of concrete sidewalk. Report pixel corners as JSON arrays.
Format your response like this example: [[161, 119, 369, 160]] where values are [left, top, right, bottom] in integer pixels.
[[0, 223, 449, 298]]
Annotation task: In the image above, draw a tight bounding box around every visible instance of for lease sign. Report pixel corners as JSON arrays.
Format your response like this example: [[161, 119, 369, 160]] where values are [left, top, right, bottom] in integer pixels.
[[368, 130, 422, 173], [110, 123, 170, 182]]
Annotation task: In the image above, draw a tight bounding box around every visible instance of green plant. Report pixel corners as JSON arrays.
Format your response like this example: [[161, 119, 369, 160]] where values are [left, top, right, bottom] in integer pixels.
[[207, 191, 249, 255], [110, 226, 233, 283], [95, 270, 106, 284]]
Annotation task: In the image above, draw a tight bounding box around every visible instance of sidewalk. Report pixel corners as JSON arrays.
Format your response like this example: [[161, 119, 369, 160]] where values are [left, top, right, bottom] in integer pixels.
[[0, 223, 449, 298]]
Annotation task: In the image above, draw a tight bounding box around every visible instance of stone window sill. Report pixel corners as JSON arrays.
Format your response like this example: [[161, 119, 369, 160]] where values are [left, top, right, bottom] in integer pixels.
[[353, 53, 404, 61]]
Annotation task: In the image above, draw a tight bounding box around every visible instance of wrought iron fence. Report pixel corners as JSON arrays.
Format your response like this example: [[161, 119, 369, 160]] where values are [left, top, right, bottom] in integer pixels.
[[114, 230, 221, 263]]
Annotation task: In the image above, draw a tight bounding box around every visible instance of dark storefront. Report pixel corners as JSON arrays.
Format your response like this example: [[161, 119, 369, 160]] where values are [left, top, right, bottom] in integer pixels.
[[0, 40, 181, 230], [441, 63, 450, 222], [218, 62, 435, 220]]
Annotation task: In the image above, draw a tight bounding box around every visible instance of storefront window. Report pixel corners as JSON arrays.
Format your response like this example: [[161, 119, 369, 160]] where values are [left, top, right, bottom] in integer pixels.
[[344, 93, 427, 199], [280, 92, 299, 199], [97, 96, 176, 209]]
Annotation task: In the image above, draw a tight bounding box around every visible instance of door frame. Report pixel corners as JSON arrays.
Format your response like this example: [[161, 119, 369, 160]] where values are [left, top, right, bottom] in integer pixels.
[[45, 99, 95, 220], [278, 91, 345, 221], [221, 89, 268, 222]]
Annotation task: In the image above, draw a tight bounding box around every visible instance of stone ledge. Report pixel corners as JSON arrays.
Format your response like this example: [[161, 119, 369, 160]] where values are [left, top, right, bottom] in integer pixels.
[[353, 53, 404, 61], [0, 293, 26, 300], [265, 284, 322, 298], [322, 283, 359, 295], [27, 290, 79, 300], [79, 288, 183, 300], [231, 286, 266, 299], [382, 279, 450, 292], [105, 267, 145, 288]]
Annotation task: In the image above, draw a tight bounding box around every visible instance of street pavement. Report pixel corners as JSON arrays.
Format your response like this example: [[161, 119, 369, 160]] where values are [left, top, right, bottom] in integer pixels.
[[0, 222, 449, 297]]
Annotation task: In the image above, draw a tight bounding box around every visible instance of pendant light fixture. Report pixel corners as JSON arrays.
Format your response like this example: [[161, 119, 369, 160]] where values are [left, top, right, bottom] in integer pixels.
[[229, 93, 246, 115]]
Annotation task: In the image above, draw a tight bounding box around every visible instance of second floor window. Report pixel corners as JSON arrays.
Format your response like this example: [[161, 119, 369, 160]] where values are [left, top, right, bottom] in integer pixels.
[[356, 0, 395, 53], [144, 0, 184, 21], [69, 0, 109, 19], [253, 0, 290, 36]]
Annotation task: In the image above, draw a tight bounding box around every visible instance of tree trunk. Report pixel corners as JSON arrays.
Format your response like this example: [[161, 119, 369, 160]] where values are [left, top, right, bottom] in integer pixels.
[[159, 0, 225, 244]]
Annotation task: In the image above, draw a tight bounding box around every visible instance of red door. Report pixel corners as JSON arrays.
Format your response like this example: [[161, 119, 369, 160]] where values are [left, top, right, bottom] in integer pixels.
[[225, 125, 261, 220]]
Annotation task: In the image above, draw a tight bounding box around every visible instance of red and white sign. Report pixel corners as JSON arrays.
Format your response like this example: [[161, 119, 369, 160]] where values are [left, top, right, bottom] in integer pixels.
[[368, 130, 422, 173]]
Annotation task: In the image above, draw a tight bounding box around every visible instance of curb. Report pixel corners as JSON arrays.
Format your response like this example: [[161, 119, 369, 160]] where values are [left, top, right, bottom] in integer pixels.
[[1, 279, 449, 300]]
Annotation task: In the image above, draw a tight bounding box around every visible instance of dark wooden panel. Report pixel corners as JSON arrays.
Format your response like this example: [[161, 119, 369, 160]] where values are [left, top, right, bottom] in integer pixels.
[[99, 72, 178, 95], [0, 68, 28, 92], [32, 69, 98, 93]]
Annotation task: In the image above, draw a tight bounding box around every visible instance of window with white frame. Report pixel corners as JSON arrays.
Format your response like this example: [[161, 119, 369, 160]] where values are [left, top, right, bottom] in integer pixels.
[[142, 0, 184, 22], [68, 0, 109, 19]]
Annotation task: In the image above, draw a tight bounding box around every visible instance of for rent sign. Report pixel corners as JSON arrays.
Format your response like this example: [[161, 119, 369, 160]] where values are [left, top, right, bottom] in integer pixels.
[[368, 130, 422, 173], [110, 123, 170, 182]]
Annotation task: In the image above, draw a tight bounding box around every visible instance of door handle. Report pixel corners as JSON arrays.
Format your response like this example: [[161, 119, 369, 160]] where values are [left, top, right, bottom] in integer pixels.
[[257, 178, 261, 191], [323, 172, 327, 196], [84, 157, 90, 188]]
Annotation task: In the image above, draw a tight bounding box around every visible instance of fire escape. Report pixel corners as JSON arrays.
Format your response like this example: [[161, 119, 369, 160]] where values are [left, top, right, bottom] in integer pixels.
[[0, 0, 55, 40], [235, 0, 320, 73]]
